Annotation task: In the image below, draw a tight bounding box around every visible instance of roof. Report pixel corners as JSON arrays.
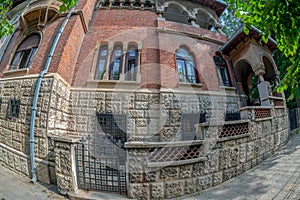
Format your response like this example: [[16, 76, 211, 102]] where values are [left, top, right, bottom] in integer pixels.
[[220, 25, 277, 55], [193, 0, 227, 17]]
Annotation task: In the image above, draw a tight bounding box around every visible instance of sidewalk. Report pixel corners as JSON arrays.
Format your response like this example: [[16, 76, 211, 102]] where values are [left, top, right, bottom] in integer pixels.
[[1, 131, 300, 200], [0, 165, 66, 200], [185, 130, 300, 200]]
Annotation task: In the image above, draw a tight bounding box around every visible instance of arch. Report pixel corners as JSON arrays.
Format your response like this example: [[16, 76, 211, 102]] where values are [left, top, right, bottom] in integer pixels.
[[262, 56, 277, 86], [161, 2, 191, 25], [176, 46, 198, 83], [10, 33, 41, 70], [193, 8, 219, 29], [234, 59, 256, 105], [125, 43, 139, 81]]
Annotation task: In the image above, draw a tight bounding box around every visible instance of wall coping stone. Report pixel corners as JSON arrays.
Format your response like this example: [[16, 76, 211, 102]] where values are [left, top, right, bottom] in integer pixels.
[[196, 119, 250, 127], [147, 157, 207, 168], [125, 139, 205, 148], [50, 135, 81, 143], [240, 106, 272, 111]]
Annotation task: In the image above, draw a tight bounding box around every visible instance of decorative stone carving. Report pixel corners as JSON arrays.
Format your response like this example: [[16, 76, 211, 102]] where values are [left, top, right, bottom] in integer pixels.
[[197, 175, 212, 190], [213, 172, 223, 186], [129, 183, 150, 200], [185, 178, 196, 194], [180, 164, 193, 178], [165, 180, 184, 199], [160, 166, 178, 180], [150, 183, 164, 200]]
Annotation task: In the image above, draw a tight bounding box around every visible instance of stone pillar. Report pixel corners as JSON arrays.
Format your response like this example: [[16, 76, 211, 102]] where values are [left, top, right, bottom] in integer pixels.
[[52, 135, 81, 195], [120, 44, 128, 81], [103, 44, 113, 80]]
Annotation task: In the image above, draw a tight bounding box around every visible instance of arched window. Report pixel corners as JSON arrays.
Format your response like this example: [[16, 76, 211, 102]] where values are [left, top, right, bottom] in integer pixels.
[[214, 55, 231, 87], [95, 45, 108, 80], [176, 48, 198, 83], [109, 46, 123, 80], [125, 46, 138, 81], [10, 34, 40, 70]]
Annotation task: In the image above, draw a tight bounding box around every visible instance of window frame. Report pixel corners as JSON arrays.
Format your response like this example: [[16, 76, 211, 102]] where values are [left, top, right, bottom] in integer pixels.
[[125, 46, 138, 81], [10, 34, 40, 70], [109, 46, 123, 80], [95, 45, 108, 80], [176, 48, 199, 84], [214, 55, 231, 87], [6, 98, 21, 119]]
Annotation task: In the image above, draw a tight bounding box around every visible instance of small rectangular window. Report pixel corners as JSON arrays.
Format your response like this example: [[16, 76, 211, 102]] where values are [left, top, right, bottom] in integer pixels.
[[6, 99, 21, 119]]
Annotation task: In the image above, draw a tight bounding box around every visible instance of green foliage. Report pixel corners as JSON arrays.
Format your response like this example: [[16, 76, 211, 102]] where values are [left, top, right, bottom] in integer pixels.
[[250, 75, 260, 101], [227, 0, 300, 101], [219, 3, 243, 37], [0, 0, 13, 38], [0, 0, 77, 39], [58, 0, 77, 12]]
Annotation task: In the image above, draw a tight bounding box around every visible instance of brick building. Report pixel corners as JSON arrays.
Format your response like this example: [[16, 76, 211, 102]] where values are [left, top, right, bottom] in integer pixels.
[[0, 0, 289, 199]]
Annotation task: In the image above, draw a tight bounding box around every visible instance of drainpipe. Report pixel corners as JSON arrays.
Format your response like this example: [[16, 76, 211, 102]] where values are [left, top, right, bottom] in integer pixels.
[[29, 0, 79, 183]]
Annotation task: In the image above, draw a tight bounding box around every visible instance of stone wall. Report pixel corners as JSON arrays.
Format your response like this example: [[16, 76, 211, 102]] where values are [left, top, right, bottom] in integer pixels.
[[0, 75, 289, 199], [0, 75, 56, 183]]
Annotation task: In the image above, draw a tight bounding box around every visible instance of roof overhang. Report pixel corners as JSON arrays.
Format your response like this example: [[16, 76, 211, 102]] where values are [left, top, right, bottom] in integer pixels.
[[192, 0, 227, 17], [220, 25, 277, 55]]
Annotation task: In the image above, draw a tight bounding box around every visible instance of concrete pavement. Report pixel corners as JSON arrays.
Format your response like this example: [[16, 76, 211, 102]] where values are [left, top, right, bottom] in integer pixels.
[[1, 130, 300, 200], [0, 165, 66, 200], [184, 130, 300, 200]]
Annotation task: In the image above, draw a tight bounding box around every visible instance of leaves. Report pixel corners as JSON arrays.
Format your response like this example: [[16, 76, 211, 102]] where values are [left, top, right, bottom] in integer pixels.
[[0, 0, 77, 39], [224, 0, 300, 106]]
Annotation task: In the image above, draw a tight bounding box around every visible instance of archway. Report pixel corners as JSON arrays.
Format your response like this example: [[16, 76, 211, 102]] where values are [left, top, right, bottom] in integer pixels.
[[163, 3, 190, 25], [263, 56, 277, 91], [235, 60, 258, 106]]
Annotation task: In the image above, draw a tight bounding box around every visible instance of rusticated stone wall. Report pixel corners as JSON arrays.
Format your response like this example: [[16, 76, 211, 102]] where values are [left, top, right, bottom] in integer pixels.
[[0, 75, 289, 199]]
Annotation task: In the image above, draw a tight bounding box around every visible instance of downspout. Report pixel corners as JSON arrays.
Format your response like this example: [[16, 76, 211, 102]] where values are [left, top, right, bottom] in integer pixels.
[[29, 0, 79, 183]]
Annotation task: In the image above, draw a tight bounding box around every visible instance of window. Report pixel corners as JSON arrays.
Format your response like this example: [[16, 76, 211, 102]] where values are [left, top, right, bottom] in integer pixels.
[[125, 46, 138, 81], [176, 48, 198, 83], [96, 113, 127, 147], [109, 46, 123, 80], [95, 46, 108, 80], [181, 113, 206, 141], [214, 55, 231, 87], [10, 34, 40, 70], [6, 99, 21, 119]]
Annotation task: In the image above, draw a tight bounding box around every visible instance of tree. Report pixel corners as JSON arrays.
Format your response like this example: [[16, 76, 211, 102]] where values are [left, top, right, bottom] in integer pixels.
[[0, 0, 13, 38], [227, 0, 300, 101], [0, 0, 77, 38]]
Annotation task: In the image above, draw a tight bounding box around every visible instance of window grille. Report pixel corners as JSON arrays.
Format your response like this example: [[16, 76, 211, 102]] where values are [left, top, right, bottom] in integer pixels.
[[6, 98, 21, 119]]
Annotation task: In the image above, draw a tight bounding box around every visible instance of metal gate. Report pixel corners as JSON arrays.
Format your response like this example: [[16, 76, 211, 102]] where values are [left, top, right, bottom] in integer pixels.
[[76, 114, 127, 194], [289, 109, 298, 131]]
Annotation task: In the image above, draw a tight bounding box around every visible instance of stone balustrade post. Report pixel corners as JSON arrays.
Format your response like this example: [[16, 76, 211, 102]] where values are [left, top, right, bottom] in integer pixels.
[[51, 135, 81, 195]]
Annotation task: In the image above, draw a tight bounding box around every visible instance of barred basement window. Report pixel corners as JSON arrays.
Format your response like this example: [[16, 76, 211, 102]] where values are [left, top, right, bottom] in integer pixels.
[[6, 99, 21, 118], [96, 113, 127, 148], [10, 34, 40, 70]]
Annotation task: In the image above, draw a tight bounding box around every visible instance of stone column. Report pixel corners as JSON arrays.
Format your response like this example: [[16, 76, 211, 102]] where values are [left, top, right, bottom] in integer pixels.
[[136, 49, 142, 82], [103, 44, 114, 80], [52, 135, 81, 195], [120, 44, 128, 81]]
